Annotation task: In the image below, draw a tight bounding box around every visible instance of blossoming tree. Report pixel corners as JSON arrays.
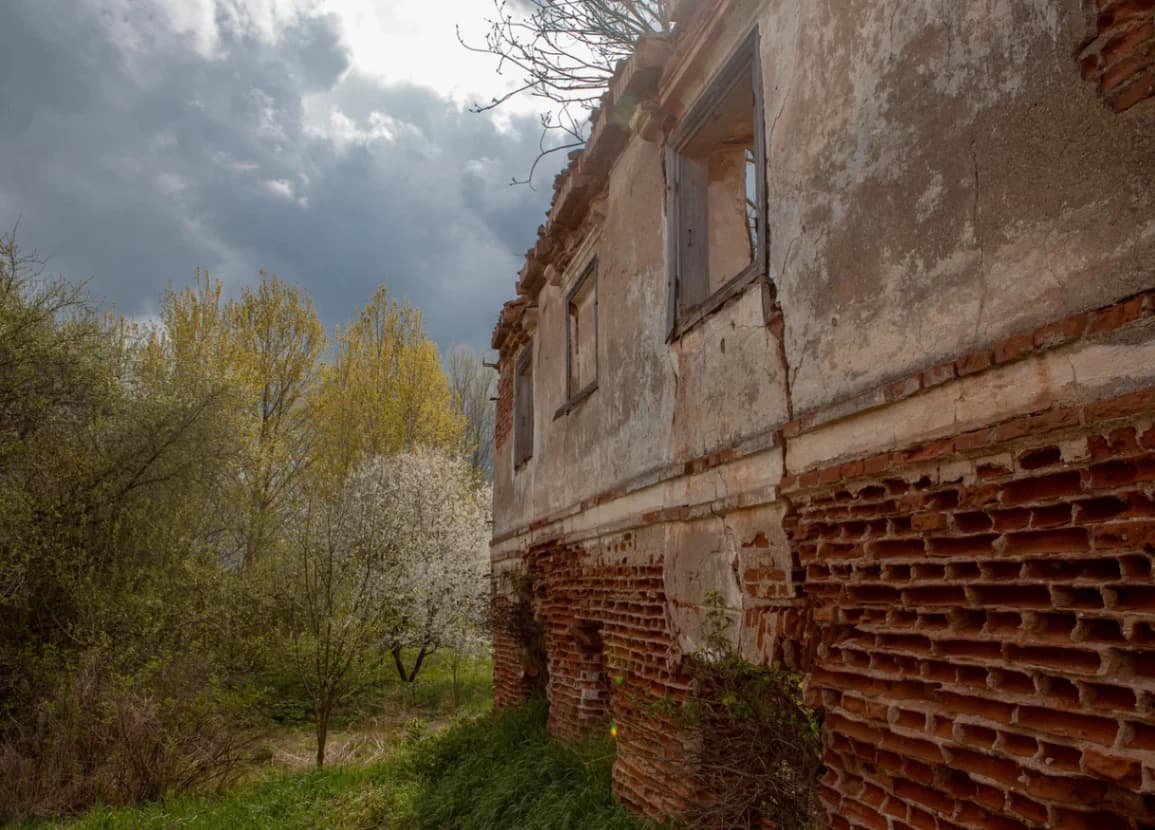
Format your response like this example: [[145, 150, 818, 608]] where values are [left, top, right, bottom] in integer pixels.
[[347, 448, 491, 686]]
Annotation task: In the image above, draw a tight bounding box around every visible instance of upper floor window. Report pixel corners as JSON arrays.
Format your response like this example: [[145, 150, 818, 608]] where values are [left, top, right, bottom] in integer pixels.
[[666, 29, 767, 338], [514, 346, 534, 468], [566, 257, 598, 405]]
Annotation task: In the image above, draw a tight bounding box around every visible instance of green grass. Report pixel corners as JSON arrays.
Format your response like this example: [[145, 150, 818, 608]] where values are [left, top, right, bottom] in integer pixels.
[[257, 650, 495, 730], [42, 767, 385, 830], [35, 699, 652, 830], [240, 651, 494, 772], [399, 698, 650, 830]]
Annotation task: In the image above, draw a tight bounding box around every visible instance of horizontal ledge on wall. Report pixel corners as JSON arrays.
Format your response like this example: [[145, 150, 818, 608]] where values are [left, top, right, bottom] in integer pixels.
[[783, 286, 1155, 442]]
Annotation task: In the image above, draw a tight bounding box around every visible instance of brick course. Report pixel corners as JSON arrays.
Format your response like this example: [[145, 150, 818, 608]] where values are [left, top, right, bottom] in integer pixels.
[[492, 538, 703, 816], [789, 401, 1155, 828], [1081, 0, 1155, 111], [784, 287, 1155, 444]]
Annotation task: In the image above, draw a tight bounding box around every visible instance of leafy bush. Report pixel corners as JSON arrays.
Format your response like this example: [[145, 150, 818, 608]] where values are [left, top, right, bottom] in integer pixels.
[[673, 594, 823, 830], [0, 650, 260, 819]]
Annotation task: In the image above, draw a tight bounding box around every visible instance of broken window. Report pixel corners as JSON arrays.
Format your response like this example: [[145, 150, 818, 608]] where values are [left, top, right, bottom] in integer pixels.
[[514, 347, 534, 468], [565, 257, 598, 403], [666, 29, 767, 337]]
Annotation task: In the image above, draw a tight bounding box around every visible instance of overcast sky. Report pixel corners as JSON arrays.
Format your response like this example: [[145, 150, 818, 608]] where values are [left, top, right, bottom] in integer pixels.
[[0, 0, 564, 353]]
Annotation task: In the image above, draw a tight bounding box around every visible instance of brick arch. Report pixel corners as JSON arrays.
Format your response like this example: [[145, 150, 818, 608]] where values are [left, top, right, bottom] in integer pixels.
[[1079, 0, 1155, 112]]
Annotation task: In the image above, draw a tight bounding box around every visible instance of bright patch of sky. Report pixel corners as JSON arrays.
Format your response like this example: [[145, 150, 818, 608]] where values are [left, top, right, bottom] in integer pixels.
[[92, 0, 531, 113], [324, 0, 530, 110]]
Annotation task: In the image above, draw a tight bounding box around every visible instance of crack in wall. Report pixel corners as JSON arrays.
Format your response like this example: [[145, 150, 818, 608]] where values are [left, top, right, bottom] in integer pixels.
[[766, 4, 804, 162], [969, 141, 988, 346]]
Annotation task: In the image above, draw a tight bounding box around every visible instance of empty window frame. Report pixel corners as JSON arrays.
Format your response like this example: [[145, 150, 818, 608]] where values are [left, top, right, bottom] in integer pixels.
[[514, 347, 534, 467], [665, 29, 767, 338], [565, 257, 598, 404]]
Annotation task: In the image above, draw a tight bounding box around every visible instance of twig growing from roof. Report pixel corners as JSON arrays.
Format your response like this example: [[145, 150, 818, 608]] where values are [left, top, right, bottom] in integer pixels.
[[459, 0, 671, 185]]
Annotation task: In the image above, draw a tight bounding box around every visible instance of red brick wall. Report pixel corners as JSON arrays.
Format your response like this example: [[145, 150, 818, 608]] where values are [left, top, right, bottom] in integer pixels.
[[786, 395, 1155, 829], [493, 389, 1155, 826], [1081, 0, 1155, 111], [493, 291, 1155, 826], [492, 537, 713, 817], [492, 586, 543, 708]]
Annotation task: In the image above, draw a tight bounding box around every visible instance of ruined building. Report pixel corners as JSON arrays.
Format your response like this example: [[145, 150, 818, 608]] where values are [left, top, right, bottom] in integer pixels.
[[489, 1, 1155, 827]]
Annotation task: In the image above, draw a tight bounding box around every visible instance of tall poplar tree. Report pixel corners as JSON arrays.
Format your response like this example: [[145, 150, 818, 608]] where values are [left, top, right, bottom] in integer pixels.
[[313, 286, 464, 481], [156, 271, 325, 566]]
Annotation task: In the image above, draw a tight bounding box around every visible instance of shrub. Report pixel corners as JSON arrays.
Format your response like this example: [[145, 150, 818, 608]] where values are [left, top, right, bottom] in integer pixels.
[[673, 594, 823, 830], [0, 652, 258, 820]]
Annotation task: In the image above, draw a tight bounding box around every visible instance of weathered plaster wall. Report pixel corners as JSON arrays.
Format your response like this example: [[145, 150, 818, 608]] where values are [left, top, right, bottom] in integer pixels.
[[493, 137, 791, 538], [762, 0, 1155, 415], [495, 0, 1155, 540]]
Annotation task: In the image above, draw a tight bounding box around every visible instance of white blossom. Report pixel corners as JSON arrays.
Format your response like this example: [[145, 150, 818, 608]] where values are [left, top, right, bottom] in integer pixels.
[[344, 447, 491, 679]]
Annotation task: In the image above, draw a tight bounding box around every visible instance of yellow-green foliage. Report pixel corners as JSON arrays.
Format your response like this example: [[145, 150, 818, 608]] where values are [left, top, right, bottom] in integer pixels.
[[0, 227, 483, 820], [313, 286, 465, 482], [154, 270, 326, 565]]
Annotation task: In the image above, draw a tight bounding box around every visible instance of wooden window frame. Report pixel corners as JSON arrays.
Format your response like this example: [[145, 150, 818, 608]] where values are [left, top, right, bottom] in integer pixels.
[[556, 256, 599, 418], [665, 28, 768, 342], [514, 345, 534, 469]]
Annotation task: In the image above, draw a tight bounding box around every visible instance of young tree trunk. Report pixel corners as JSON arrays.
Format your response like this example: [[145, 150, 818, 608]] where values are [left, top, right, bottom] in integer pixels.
[[390, 645, 430, 683], [390, 646, 410, 682], [451, 651, 461, 710], [410, 646, 429, 683], [315, 699, 333, 768]]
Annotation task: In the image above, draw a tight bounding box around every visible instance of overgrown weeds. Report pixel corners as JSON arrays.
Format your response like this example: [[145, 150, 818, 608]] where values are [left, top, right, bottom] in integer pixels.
[[0, 633, 261, 819], [400, 698, 645, 830], [659, 593, 823, 830], [34, 699, 651, 830]]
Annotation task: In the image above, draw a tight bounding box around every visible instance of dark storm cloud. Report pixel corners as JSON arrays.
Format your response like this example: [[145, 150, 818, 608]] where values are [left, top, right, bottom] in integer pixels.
[[0, 1, 564, 350]]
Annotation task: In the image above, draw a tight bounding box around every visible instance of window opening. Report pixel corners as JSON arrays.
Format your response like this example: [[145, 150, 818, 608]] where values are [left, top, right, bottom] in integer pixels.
[[514, 347, 534, 467], [666, 29, 767, 338], [565, 257, 598, 404]]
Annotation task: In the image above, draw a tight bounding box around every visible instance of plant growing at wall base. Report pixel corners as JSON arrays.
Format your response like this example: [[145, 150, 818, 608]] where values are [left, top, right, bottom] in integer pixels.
[[675, 593, 822, 830]]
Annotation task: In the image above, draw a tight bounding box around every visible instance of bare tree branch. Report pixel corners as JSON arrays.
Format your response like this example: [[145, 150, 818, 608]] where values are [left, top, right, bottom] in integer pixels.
[[459, 0, 670, 185]]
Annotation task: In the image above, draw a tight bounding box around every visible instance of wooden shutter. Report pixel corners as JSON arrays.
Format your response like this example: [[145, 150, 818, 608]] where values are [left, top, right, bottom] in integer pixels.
[[665, 146, 680, 340], [678, 155, 709, 312], [515, 351, 533, 465]]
